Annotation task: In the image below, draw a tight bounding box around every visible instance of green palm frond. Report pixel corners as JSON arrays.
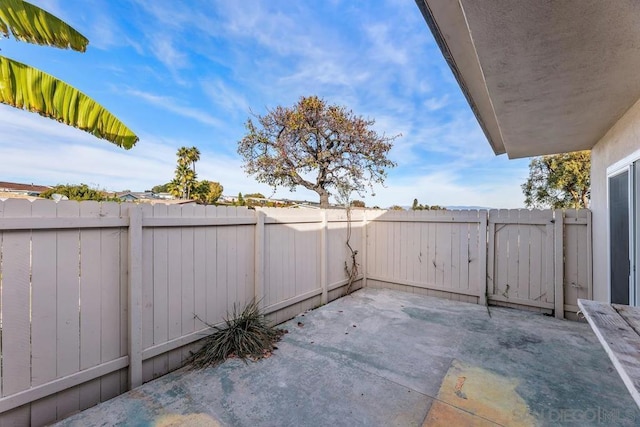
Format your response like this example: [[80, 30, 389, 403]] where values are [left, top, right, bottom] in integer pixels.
[[0, 0, 88, 51], [0, 55, 138, 148]]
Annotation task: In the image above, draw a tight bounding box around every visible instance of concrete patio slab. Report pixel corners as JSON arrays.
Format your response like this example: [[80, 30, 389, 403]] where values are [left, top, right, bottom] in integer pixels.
[[55, 288, 640, 426]]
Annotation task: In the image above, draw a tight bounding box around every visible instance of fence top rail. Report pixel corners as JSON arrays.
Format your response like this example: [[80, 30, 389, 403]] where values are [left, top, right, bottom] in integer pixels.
[[0, 201, 591, 231], [369, 209, 487, 223], [371, 216, 483, 224], [264, 217, 364, 225], [0, 216, 129, 231], [142, 217, 257, 228]]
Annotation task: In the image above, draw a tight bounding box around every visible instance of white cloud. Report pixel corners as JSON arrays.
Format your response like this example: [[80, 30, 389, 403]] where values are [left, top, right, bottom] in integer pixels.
[[149, 36, 189, 70], [125, 89, 223, 128], [202, 79, 250, 116], [365, 24, 408, 65], [424, 95, 450, 111]]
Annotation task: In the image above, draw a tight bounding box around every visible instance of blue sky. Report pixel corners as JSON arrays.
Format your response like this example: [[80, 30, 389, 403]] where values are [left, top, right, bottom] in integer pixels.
[[0, 0, 531, 208]]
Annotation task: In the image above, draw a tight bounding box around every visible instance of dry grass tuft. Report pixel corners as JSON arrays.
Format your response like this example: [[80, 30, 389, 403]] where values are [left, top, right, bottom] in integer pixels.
[[187, 300, 286, 369]]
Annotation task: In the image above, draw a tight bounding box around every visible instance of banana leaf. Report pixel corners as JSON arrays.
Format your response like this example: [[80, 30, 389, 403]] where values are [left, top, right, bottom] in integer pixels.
[[0, 55, 138, 148], [0, 0, 88, 51]]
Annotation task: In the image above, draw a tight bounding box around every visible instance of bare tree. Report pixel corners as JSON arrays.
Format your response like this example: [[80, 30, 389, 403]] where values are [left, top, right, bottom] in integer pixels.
[[238, 96, 398, 208]]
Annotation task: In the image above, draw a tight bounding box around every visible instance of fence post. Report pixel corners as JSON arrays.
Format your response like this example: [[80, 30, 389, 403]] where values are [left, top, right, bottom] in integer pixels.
[[478, 210, 488, 306], [321, 210, 328, 305], [255, 210, 265, 307], [554, 209, 565, 319], [486, 210, 496, 299], [361, 210, 368, 288], [128, 205, 143, 388], [586, 209, 593, 300]]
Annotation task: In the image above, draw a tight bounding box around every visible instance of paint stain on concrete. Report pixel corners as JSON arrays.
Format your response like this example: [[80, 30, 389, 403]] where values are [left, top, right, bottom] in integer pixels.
[[454, 376, 467, 399], [423, 360, 535, 427], [403, 307, 447, 324], [154, 413, 222, 427], [497, 331, 542, 350]]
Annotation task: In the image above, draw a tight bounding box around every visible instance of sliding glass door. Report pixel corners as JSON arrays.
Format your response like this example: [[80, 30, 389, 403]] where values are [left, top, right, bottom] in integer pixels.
[[609, 170, 631, 304]]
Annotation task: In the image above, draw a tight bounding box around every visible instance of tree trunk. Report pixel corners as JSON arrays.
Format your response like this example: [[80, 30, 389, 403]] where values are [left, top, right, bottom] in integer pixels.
[[318, 190, 330, 209], [582, 192, 589, 209]]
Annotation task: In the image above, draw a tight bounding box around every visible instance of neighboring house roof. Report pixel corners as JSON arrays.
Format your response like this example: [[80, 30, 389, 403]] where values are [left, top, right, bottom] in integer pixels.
[[416, 0, 640, 158], [117, 192, 140, 200], [116, 192, 177, 202], [116, 191, 158, 199], [0, 181, 51, 194]]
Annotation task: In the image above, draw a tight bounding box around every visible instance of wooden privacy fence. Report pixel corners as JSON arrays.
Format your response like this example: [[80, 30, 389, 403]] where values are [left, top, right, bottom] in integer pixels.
[[365, 208, 592, 318], [0, 201, 591, 425], [0, 200, 363, 426]]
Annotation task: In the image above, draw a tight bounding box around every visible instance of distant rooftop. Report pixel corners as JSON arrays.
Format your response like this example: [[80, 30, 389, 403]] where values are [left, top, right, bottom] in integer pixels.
[[0, 181, 50, 193]]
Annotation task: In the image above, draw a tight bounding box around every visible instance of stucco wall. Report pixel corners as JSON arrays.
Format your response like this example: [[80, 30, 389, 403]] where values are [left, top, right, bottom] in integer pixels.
[[591, 97, 640, 302]]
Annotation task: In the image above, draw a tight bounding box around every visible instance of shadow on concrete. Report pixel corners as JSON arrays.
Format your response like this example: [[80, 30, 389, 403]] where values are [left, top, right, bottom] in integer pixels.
[[55, 288, 639, 426]]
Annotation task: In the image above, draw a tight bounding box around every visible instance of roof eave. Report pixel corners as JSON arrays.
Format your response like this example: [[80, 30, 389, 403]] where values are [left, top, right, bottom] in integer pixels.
[[415, 0, 505, 156]]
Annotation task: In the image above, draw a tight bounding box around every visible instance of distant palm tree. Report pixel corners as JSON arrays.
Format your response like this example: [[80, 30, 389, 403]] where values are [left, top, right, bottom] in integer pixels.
[[173, 146, 200, 199], [177, 146, 191, 165], [0, 0, 138, 148], [178, 146, 200, 173], [188, 146, 201, 173]]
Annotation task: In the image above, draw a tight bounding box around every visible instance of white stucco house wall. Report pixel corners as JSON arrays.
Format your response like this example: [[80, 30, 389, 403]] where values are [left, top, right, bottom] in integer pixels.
[[416, 0, 640, 307]]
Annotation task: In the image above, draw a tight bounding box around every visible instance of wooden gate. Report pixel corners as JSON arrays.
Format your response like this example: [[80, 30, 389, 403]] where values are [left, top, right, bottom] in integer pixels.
[[487, 209, 560, 313]]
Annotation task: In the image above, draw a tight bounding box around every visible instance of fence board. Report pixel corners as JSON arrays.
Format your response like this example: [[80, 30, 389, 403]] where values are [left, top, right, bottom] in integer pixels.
[[216, 207, 231, 315], [283, 224, 296, 301], [400, 219, 408, 282], [78, 202, 103, 408], [180, 205, 196, 349], [141, 204, 154, 352], [564, 211, 580, 307], [328, 222, 346, 285], [494, 210, 509, 298], [266, 222, 281, 307], [240, 212, 254, 307], [227, 207, 240, 311], [2, 199, 32, 398], [167, 205, 183, 343], [151, 204, 169, 379], [576, 211, 590, 302], [508, 211, 521, 300], [193, 206, 207, 326], [118, 206, 130, 367], [544, 221, 556, 312], [451, 221, 462, 291], [373, 219, 384, 278], [477, 211, 487, 304], [205, 206, 219, 324], [409, 212, 419, 283], [419, 219, 429, 285], [99, 203, 124, 401], [295, 222, 318, 295], [528, 222, 543, 303], [517, 210, 531, 300], [55, 202, 81, 417], [563, 209, 592, 308], [30, 201, 59, 425]]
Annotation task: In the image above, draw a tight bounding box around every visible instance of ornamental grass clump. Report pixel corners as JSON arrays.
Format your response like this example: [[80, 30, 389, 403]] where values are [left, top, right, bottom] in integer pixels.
[[187, 300, 286, 369]]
